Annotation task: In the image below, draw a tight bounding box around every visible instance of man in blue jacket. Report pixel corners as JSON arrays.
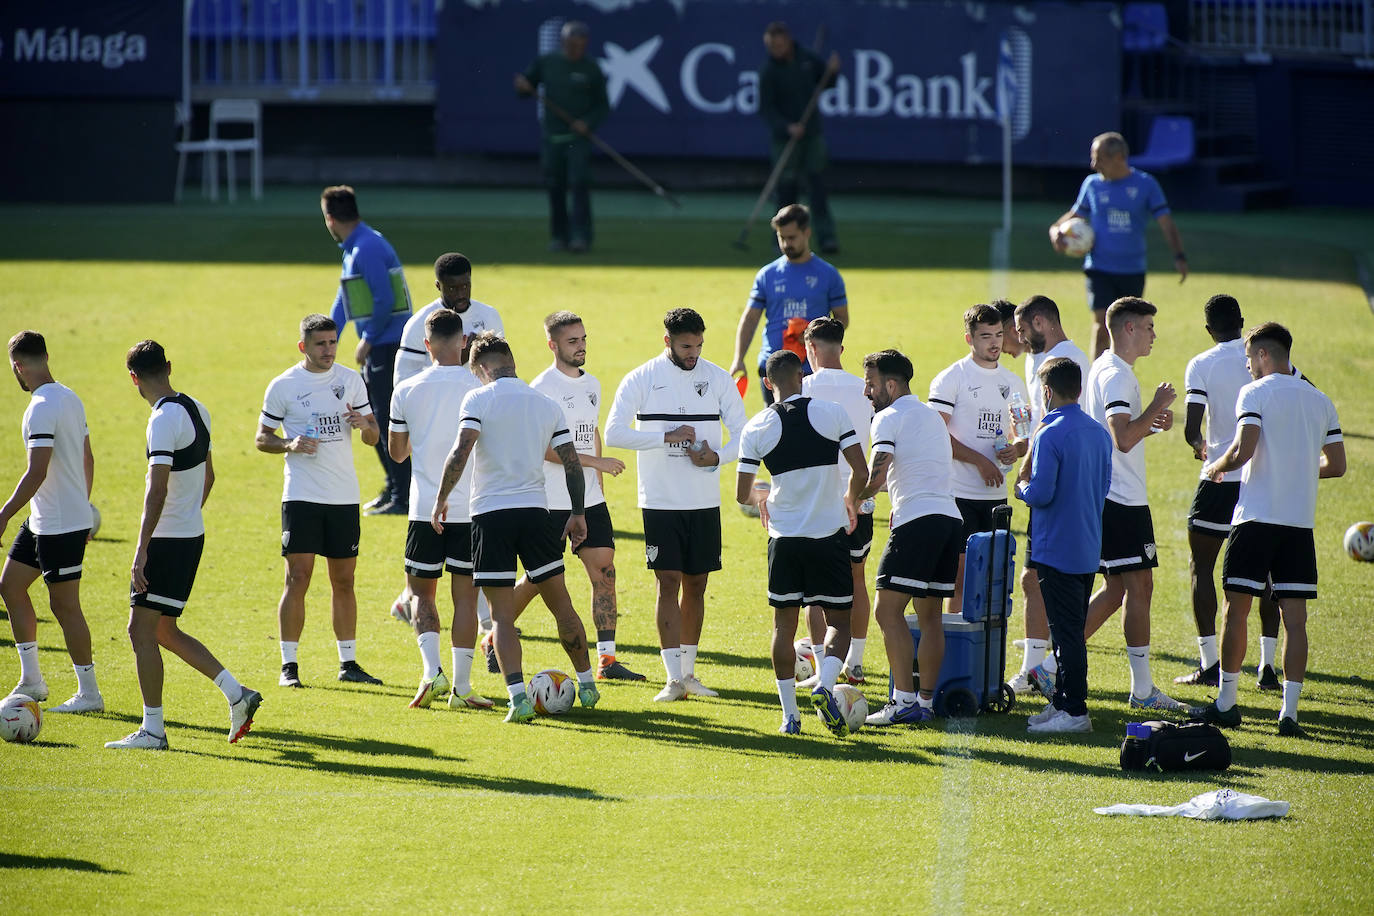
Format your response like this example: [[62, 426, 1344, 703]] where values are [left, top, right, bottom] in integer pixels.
[[1014, 357, 1112, 734], [323, 185, 411, 515]]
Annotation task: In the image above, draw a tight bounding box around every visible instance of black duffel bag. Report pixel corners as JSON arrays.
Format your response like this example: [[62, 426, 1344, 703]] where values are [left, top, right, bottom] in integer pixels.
[[1120, 720, 1231, 772]]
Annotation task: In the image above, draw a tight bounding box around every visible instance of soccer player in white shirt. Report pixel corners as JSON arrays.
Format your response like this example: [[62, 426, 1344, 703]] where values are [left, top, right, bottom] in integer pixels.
[[1079, 297, 1186, 712], [105, 341, 261, 750], [928, 304, 1030, 616], [388, 253, 502, 630], [737, 351, 866, 735], [388, 309, 493, 711], [1194, 322, 1344, 737], [1177, 295, 1282, 690], [505, 312, 644, 681], [1007, 295, 1093, 692], [605, 308, 748, 701], [801, 317, 874, 684], [256, 314, 383, 689], [432, 334, 599, 723], [0, 331, 102, 713], [856, 350, 964, 726]]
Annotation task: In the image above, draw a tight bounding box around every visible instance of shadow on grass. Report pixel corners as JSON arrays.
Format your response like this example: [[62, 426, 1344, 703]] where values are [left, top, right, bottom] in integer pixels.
[[0, 852, 125, 874]]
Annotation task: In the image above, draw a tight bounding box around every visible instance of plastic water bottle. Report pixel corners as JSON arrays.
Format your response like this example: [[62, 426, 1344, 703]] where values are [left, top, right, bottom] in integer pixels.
[[1009, 391, 1032, 439], [303, 411, 319, 458], [993, 427, 1012, 472]]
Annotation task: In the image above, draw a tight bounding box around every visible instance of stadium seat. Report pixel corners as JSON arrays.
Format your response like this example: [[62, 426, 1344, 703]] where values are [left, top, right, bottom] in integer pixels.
[[360, 0, 438, 40], [174, 99, 264, 203], [1122, 3, 1170, 52], [1132, 115, 1195, 170], [189, 0, 242, 39]]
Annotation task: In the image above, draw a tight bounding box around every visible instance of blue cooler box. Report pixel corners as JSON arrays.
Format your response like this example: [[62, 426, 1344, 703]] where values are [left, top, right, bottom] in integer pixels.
[[889, 527, 1015, 716]]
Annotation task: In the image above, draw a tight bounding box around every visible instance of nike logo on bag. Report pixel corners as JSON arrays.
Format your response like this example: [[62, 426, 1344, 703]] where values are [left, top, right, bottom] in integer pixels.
[[1183, 751, 1205, 762]]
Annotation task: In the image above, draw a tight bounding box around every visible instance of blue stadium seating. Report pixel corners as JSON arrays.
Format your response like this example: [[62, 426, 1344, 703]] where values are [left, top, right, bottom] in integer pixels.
[[1132, 115, 1196, 169], [1123, 2, 1170, 52], [360, 0, 438, 40], [190, 0, 241, 39]]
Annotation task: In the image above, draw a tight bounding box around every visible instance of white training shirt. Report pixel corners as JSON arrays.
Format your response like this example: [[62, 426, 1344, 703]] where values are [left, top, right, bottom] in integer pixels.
[[803, 367, 872, 490], [738, 395, 858, 539], [390, 364, 481, 523], [604, 352, 748, 511], [1026, 338, 1093, 421], [1085, 351, 1149, 507], [1183, 338, 1250, 484], [531, 365, 606, 511], [20, 382, 92, 535], [870, 394, 961, 531], [260, 362, 373, 506], [458, 377, 572, 516], [1232, 372, 1342, 529], [394, 298, 504, 385], [146, 395, 211, 539], [928, 355, 1030, 500]]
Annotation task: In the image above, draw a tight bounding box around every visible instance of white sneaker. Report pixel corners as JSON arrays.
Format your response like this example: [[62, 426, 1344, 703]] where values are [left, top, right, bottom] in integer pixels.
[[1027, 707, 1091, 734], [795, 674, 821, 690], [1027, 702, 1060, 726], [653, 679, 688, 702], [8, 678, 49, 703], [104, 728, 169, 750], [682, 675, 718, 698], [390, 594, 412, 625], [1006, 671, 1032, 695], [229, 688, 262, 743], [47, 691, 104, 714]]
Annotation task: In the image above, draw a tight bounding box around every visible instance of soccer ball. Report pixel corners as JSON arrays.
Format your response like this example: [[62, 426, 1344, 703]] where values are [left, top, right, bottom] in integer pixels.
[[740, 480, 770, 518], [832, 684, 868, 733], [528, 669, 576, 715], [88, 503, 101, 538], [1344, 522, 1374, 561], [1058, 218, 1095, 257], [0, 694, 42, 743], [794, 639, 815, 681]]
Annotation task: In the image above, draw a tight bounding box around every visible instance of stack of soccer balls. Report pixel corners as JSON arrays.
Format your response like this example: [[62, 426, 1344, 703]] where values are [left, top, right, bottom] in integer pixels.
[[1344, 522, 1374, 562], [0, 694, 43, 743]]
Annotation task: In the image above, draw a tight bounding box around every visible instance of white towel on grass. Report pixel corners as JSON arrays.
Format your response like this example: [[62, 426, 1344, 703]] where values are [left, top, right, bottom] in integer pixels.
[[1095, 789, 1289, 820]]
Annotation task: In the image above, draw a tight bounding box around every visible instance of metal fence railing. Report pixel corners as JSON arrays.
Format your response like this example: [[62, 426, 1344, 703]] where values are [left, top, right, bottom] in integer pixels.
[[189, 0, 438, 101], [1189, 0, 1374, 62]]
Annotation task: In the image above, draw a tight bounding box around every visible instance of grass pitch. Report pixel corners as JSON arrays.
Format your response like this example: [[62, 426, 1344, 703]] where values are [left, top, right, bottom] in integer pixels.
[[1, 189, 1372, 914]]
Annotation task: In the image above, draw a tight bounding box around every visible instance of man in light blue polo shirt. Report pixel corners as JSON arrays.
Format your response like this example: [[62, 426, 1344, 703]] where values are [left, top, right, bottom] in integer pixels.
[[729, 204, 849, 406], [1049, 132, 1187, 358], [322, 185, 412, 515], [1015, 357, 1112, 734]]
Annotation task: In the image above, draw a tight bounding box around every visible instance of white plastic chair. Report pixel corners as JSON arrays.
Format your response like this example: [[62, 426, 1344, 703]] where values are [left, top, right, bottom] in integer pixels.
[[174, 98, 263, 202]]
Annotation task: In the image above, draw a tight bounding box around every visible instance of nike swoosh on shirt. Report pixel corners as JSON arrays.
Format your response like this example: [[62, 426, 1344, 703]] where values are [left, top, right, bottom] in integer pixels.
[[1183, 751, 1206, 762]]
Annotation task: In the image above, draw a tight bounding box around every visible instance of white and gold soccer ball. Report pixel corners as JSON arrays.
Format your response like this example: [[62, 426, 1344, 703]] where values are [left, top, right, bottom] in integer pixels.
[[0, 693, 42, 743], [1343, 521, 1374, 562], [832, 684, 868, 733], [528, 669, 576, 715], [1057, 218, 1096, 257]]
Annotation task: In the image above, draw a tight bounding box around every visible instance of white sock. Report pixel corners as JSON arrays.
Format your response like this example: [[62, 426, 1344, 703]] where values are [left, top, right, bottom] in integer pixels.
[[1217, 670, 1240, 711], [476, 591, 492, 629], [844, 637, 866, 669], [73, 663, 98, 695], [1126, 645, 1153, 700], [681, 644, 698, 676], [16, 642, 40, 683], [575, 668, 593, 685], [452, 648, 475, 695], [661, 648, 683, 682], [280, 641, 298, 665], [1043, 652, 1059, 674], [776, 678, 799, 719], [894, 688, 918, 707], [142, 705, 165, 737], [820, 653, 843, 689], [416, 631, 441, 679], [1280, 680, 1302, 721], [1021, 638, 1050, 674], [506, 679, 525, 700], [1197, 635, 1219, 670], [337, 640, 357, 663], [596, 640, 615, 658], [1260, 636, 1278, 670], [916, 693, 934, 709], [212, 669, 242, 703]]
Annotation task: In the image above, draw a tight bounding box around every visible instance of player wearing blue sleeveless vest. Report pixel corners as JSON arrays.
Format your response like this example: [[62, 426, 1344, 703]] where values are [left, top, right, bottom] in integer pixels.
[[1049, 132, 1187, 358], [730, 204, 848, 405], [106, 341, 260, 751]]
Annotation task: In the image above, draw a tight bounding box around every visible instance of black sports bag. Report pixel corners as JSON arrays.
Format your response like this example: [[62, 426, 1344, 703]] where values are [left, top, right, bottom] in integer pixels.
[[1119, 720, 1231, 772]]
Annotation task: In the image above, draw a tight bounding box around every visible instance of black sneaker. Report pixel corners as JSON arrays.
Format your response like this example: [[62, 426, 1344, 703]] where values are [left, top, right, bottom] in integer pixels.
[[1189, 700, 1242, 728], [363, 492, 390, 511], [1256, 665, 1282, 691], [338, 660, 383, 685], [1174, 661, 1220, 686], [1277, 716, 1308, 738], [279, 662, 303, 688], [363, 500, 405, 517], [481, 631, 499, 673], [596, 656, 647, 681]]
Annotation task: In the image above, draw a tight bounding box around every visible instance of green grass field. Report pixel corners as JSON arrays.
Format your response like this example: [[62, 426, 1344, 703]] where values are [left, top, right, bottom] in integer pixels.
[[1, 189, 1372, 914]]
